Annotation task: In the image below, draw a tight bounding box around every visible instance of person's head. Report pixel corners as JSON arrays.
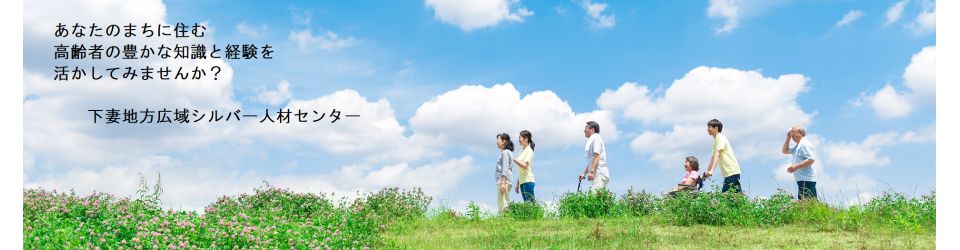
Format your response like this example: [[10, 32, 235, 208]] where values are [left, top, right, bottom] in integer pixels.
[[519, 130, 535, 151], [790, 125, 806, 143], [496, 133, 515, 152], [684, 156, 700, 171], [707, 119, 723, 136], [584, 121, 600, 138]]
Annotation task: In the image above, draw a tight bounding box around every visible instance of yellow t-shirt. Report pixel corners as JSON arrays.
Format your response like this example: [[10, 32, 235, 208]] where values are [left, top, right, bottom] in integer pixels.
[[713, 133, 741, 177], [516, 146, 535, 184]]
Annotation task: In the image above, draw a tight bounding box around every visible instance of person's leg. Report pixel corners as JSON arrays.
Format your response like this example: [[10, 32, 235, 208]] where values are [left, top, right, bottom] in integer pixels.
[[527, 182, 536, 202], [796, 181, 804, 200], [498, 182, 509, 211], [590, 175, 608, 193], [731, 174, 742, 193], [808, 182, 817, 200], [521, 182, 536, 203], [798, 181, 817, 200], [723, 174, 742, 194]]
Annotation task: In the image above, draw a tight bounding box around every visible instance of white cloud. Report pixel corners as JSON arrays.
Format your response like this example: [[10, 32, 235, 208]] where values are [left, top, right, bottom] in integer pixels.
[[835, 10, 865, 28], [884, 0, 908, 26], [707, 0, 739, 34], [256, 80, 293, 106], [22, 0, 240, 167], [599, 66, 814, 167], [867, 84, 913, 119], [908, 3, 935, 34], [822, 125, 935, 168], [243, 89, 438, 163], [289, 30, 357, 52], [860, 46, 935, 119], [409, 83, 619, 152], [580, 0, 616, 29], [235, 22, 268, 37], [903, 46, 936, 99], [425, 0, 533, 32]]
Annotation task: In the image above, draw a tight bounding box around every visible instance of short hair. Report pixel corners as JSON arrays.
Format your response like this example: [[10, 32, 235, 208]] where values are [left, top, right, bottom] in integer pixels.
[[794, 125, 806, 136], [685, 156, 700, 171], [586, 121, 600, 134], [707, 119, 723, 133]]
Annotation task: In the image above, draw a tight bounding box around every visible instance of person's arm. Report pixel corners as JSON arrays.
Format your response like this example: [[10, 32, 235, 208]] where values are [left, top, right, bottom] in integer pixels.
[[705, 152, 720, 178], [513, 157, 529, 169], [496, 153, 504, 182], [782, 131, 792, 155], [788, 159, 814, 173], [587, 153, 600, 180], [515, 179, 520, 193], [681, 175, 696, 186]]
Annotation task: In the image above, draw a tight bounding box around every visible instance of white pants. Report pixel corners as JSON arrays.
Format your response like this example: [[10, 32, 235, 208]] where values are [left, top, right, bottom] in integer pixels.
[[497, 180, 511, 211], [590, 174, 609, 192]]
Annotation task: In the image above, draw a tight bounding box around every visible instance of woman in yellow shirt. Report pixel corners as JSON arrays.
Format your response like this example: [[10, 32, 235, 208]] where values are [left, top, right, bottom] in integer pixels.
[[513, 130, 536, 202]]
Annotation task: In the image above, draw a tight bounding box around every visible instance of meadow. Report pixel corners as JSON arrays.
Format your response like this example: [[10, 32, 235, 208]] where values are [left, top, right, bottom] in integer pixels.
[[23, 176, 935, 249]]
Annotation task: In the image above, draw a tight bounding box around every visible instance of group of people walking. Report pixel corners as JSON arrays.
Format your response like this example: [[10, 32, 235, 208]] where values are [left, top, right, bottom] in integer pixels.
[[494, 119, 820, 212]]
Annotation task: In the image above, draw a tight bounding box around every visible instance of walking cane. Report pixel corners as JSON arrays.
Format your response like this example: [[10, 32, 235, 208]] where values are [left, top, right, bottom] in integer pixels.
[[577, 178, 582, 193]]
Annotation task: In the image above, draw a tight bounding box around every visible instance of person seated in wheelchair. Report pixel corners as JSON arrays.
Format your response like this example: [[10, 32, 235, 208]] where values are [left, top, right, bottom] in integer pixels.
[[666, 156, 703, 197]]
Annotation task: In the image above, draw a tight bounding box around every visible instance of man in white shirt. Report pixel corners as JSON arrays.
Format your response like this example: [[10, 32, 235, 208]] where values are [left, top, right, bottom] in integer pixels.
[[579, 121, 609, 192]]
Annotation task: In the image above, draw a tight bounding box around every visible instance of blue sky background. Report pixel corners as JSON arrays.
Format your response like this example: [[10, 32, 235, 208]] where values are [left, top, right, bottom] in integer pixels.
[[24, 0, 936, 212]]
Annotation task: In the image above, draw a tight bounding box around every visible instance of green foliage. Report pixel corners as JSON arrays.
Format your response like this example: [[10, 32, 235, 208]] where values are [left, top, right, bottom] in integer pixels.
[[23, 178, 935, 249], [617, 188, 659, 217], [503, 201, 544, 221], [557, 189, 617, 219], [23, 180, 431, 249], [863, 191, 936, 231]]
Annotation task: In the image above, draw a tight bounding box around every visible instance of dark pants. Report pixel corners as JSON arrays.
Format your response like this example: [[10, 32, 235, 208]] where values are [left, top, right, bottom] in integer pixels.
[[797, 181, 817, 200], [722, 174, 742, 193], [520, 182, 536, 203]]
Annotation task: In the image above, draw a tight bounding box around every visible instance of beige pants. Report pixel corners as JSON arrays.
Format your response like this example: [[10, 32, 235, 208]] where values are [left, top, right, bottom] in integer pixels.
[[497, 179, 512, 211]]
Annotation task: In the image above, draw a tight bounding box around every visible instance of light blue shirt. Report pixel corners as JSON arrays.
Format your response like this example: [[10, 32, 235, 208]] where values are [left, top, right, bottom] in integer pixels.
[[496, 149, 514, 184], [791, 137, 817, 182]]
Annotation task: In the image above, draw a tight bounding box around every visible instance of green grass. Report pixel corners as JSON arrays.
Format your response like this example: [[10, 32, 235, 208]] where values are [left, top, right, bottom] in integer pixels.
[[381, 217, 934, 249], [23, 177, 935, 249]]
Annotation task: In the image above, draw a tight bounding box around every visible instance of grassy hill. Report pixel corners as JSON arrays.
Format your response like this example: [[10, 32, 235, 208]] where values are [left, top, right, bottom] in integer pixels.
[[23, 181, 935, 249]]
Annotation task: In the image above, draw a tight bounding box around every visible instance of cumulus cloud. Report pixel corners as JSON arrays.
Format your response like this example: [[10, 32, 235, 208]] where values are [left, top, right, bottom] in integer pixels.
[[256, 80, 293, 106], [821, 125, 934, 168], [409, 83, 619, 152], [425, 0, 533, 31], [859, 46, 935, 119], [580, 0, 616, 29], [243, 89, 438, 163], [23, 0, 240, 167], [599, 66, 814, 167]]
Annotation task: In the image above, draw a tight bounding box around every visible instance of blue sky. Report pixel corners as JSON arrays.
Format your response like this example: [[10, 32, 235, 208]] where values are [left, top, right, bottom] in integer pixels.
[[23, 0, 936, 212]]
